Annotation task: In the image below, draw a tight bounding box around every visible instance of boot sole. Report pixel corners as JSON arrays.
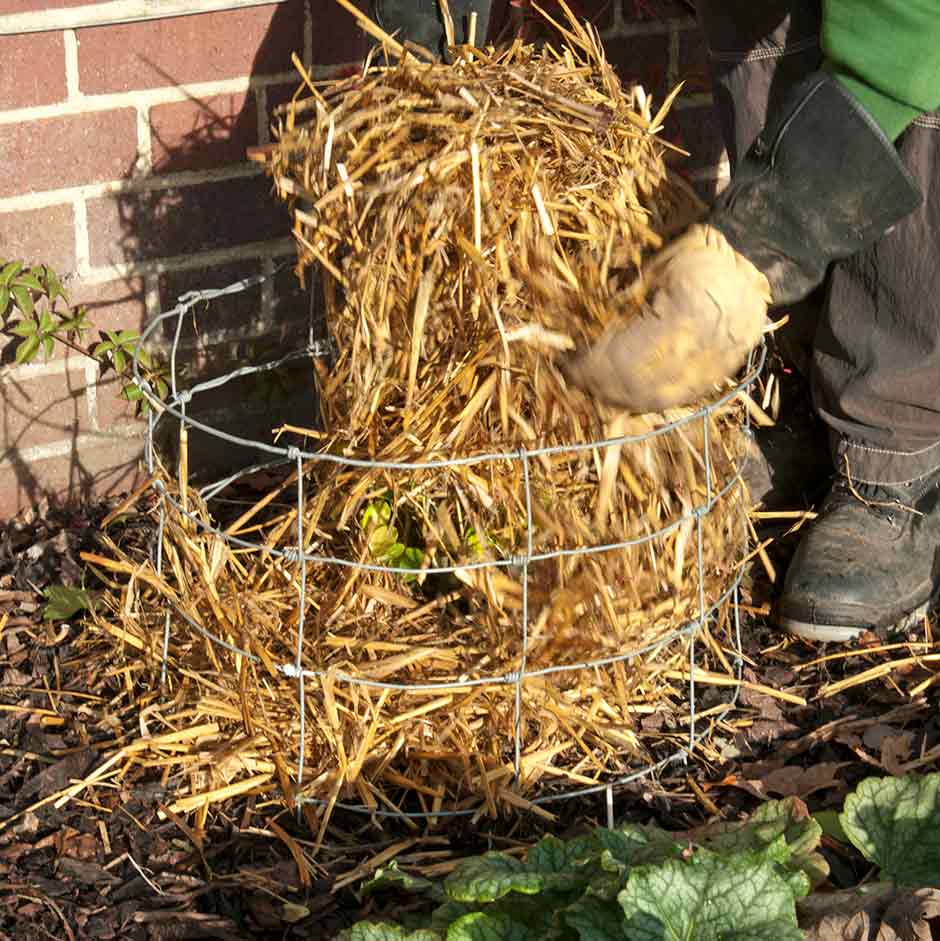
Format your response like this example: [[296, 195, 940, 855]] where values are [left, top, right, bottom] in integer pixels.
[[779, 596, 935, 643]]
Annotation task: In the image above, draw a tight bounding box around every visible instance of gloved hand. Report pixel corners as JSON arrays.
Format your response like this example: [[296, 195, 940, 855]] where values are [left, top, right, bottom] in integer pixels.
[[562, 73, 923, 413], [560, 224, 770, 413]]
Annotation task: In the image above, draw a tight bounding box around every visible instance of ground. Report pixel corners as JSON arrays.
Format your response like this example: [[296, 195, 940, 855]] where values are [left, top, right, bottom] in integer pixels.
[[1, 382, 939, 939]]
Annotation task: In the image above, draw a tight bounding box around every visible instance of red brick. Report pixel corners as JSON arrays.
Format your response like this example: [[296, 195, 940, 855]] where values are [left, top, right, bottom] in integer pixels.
[[70, 277, 147, 339], [0, 204, 76, 275], [76, 1, 307, 95], [0, 360, 91, 453], [150, 91, 257, 174], [0, 33, 67, 110], [0, 0, 88, 11], [0, 110, 138, 199], [94, 370, 146, 432], [0, 434, 144, 518], [86, 175, 291, 268]]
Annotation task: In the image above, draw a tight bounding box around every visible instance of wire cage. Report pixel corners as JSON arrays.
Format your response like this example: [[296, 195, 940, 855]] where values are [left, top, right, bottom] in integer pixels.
[[132, 267, 765, 826]]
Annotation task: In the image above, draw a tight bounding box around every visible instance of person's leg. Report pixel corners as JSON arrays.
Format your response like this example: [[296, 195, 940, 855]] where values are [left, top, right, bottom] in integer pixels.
[[779, 115, 940, 640], [697, 1, 832, 509], [696, 2, 822, 171], [370, 0, 494, 58], [813, 119, 940, 481]]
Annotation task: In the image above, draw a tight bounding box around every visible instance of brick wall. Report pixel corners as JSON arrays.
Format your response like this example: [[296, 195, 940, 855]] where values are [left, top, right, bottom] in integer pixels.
[[0, 0, 726, 518]]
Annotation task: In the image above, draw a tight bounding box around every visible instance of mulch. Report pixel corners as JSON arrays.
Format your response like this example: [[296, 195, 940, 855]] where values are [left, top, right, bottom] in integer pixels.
[[1, 426, 938, 939]]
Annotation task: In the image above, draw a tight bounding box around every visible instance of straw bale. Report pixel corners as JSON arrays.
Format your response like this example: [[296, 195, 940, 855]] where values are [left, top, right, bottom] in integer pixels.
[[86, 3, 755, 826]]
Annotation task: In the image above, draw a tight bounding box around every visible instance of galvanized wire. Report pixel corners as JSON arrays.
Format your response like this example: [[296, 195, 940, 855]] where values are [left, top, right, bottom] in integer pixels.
[[134, 269, 763, 820]]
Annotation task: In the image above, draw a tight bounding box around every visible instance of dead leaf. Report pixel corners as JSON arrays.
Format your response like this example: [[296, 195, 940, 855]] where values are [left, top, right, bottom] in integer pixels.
[[728, 762, 849, 801], [881, 733, 915, 777], [799, 885, 940, 941]]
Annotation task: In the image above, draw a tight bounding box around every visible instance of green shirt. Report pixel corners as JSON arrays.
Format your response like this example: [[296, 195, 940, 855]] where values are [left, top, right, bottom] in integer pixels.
[[824, 0, 940, 140]]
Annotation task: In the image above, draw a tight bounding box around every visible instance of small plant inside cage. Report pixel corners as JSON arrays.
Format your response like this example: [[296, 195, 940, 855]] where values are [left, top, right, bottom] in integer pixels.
[[88, 1, 762, 831]]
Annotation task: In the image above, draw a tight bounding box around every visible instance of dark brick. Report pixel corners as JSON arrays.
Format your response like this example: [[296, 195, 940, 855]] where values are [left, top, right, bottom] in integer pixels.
[[0, 110, 138, 198], [606, 31, 670, 102], [85, 175, 291, 268], [313, 0, 369, 68], [666, 101, 725, 172], [76, 1, 307, 94], [150, 90, 257, 174], [157, 260, 262, 357], [622, 0, 691, 22], [262, 82, 301, 142], [677, 25, 710, 94], [0, 204, 76, 275], [0, 33, 67, 110]]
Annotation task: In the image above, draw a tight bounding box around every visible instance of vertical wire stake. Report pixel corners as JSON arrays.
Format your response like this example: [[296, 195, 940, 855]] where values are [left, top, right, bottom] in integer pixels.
[[690, 510, 706, 755], [513, 448, 535, 783], [155, 497, 169, 688], [606, 783, 615, 830], [293, 450, 308, 811], [703, 410, 713, 507], [160, 610, 171, 689]]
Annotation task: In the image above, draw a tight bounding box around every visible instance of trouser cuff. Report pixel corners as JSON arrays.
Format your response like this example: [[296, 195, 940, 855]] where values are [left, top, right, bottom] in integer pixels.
[[832, 432, 940, 485]]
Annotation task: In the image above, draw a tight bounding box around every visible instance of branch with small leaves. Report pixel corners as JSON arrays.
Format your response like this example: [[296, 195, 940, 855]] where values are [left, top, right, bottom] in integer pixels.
[[0, 259, 169, 413]]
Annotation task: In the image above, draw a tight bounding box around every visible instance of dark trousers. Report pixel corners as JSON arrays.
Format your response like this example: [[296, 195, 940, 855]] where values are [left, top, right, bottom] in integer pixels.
[[698, 1, 940, 485]]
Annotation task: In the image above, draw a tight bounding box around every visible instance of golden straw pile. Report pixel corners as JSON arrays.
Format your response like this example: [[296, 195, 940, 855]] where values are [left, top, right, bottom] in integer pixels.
[[86, 3, 754, 831]]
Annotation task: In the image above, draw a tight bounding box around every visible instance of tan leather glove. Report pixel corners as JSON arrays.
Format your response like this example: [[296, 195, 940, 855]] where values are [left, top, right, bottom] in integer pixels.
[[560, 224, 771, 413]]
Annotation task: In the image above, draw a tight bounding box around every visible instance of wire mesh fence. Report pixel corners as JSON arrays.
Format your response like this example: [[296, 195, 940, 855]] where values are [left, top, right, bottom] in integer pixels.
[[133, 267, 765, 824]]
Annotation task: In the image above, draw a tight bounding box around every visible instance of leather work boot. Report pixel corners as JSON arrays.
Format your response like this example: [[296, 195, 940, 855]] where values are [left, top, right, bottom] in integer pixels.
[[778, 468, 940, 642], [370, 0, 493, 58]]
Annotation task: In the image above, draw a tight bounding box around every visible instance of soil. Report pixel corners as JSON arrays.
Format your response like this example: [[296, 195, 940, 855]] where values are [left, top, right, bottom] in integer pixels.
[[1, 360, 938, 938]]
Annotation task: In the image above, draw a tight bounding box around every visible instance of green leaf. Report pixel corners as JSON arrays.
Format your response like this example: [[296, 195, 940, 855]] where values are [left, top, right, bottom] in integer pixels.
[[597, 826, 682, 871], [361, 862, 443, 901], [11, 284, 34, 316], [14, 272, 43, 293], [840, 773, 940, 887], [39, 307, 55, 334], [444, 853, 576, 904], [401, 546, 424, 569], [15, 334, 40, 365], [429, 902, 478, 936], [340, 923, 440, 941], [113, 348, 126, 372], [368, 523, 400, 559], [813, 809, 849, 845], [446, 912, 530, 941], [42, 335, 54, 358], [44, 266, 66, 302], [618, 849, 804, 941], [116, 328, 139, 344], [706, 797, 828, 888], [0, 285, 9, 317], [561, 898, 626, 941], [10, 318, 37, 337], [43, 585, 94, 621], [0, 261, 22, 287], [121, 383, 144, 402]]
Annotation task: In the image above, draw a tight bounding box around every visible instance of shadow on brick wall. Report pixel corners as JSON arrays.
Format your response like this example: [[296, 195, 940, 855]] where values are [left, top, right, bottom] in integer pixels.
[[110, 0, 348, 487], [103, 0, 723, 494]]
